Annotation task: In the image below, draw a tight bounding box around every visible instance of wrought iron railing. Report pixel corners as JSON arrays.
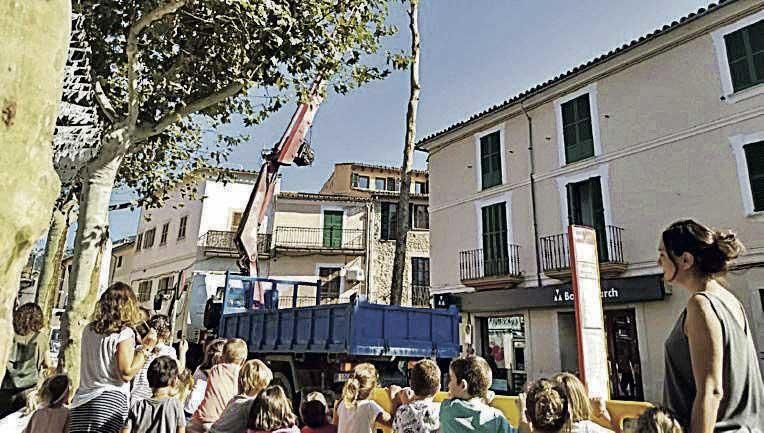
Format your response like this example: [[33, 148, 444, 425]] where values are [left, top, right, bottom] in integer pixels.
[[411, 285, 431, 307], [459, 245, 521, 281], [274, 227, 365, 250], [539, 225, 624, 273], [199, 230, 271, 255]]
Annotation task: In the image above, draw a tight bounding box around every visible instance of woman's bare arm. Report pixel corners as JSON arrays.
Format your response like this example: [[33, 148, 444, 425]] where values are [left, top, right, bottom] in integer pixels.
[[685, 295, 724, 433]]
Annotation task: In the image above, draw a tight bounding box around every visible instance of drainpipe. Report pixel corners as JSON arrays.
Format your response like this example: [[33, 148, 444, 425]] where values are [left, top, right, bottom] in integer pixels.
[[364, 201, 373, 301], [520, 100, 543, 289]]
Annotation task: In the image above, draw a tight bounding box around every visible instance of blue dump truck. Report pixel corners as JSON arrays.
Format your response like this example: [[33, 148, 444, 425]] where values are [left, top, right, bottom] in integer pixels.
[[214, 273, 460, 404]]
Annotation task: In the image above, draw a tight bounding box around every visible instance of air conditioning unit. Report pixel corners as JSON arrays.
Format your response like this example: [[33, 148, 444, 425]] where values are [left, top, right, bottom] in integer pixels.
[[345, 269, 365, 281]]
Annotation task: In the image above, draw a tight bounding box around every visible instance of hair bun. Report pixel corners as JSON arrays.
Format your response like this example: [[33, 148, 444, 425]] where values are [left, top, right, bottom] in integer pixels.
[[713, 230, 744, 259]]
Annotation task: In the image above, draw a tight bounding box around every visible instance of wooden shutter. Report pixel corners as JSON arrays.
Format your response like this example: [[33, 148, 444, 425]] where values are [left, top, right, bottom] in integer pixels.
[[380, 203, 397, 240], [562, 94, 595, 164], [724, 20, 764, 93], [481, 203, 508, 276], [566, 183, 577, 226], [480, 132, 502, 189], [322, 211, 343, 248], [589, 177, 609, 261], [744, 142, 764, 211]]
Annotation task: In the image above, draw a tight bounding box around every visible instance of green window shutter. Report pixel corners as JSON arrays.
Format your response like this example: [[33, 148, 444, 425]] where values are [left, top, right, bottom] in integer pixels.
[[481, 202, 509, 276], [380, 202, 398, 240], [562, 94, 595, 164], [744, 141, 764, 212], [588, 177, 609, 262], [480, 132, 502, 189], [322, 211, 343, 248], [724, 19, 764, 93]]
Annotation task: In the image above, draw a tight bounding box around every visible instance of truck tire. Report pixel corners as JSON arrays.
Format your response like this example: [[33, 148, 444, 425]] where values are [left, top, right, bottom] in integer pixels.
[[272, 371, 295, 403]]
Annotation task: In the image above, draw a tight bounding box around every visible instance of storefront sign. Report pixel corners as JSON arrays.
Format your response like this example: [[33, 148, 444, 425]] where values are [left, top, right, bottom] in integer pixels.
[[487, 316, 524, 331], [456, 275, 665, 312]]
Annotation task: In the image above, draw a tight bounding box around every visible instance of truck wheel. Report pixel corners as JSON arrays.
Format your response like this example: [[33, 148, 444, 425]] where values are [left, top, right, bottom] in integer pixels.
[[272, 371, 295, 403]]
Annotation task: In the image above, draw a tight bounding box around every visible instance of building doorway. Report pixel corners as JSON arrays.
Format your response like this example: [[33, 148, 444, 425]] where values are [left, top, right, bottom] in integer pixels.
[[479, 315, 526, 395], [557, 308, 643, 400]]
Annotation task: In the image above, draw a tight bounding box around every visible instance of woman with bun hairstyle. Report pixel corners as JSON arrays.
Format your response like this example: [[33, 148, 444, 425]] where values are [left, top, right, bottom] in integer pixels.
[[523, 378, 570, 433], [659, 219, 763, 432]]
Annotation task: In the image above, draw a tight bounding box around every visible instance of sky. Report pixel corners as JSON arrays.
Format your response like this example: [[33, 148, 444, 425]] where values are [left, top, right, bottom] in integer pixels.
[[107, 0, 713, 241]]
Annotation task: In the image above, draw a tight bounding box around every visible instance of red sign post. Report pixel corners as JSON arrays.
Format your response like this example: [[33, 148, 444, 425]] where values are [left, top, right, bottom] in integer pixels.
[[568, 225, 610, 399]]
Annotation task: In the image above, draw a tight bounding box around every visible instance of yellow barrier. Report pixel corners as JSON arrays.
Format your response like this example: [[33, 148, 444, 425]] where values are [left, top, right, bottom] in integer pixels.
[[371, 388, 652, 432]]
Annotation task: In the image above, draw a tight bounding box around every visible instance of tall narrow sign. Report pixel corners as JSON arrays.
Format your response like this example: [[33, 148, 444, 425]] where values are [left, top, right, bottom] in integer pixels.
[[568, 225, 610, 399]]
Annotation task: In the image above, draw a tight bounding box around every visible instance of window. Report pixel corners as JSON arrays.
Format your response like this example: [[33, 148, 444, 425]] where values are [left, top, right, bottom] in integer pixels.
[[744, 141, 764, 212], [178, 216, 188, 240], [374, 177, 386, 191], [116, 256, 123, 268], [566, 177, 608, 261], [724, 19, 764, 93], [143, 228, 156, 249], [322, 210, 343, 248], [482, 202, 509, 276], [157, 275, 174, 294], [480, 131, 503, 189], [230, 211, 243, 232], [380, 202, 398, 240], [351, 173, 369, 189], [159, 223, 169, 246], [482, 315, 526, 395], [386, 177, 397, 192], [136, 233, 143, 251], [414, 181, 429, 195], [561, 94, 595, 164], [410, 204, 429, 230], [319, 267, 341, 300], [137, 280, 153, 302], [411, 257, 430, 287]]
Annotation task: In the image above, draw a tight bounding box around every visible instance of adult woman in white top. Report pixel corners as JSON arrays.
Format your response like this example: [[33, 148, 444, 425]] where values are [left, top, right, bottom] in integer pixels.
[[68, 282, 157, 433]]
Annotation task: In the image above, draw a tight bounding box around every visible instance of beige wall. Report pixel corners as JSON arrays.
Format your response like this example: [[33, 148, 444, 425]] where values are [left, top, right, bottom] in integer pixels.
[[320, 163, 429, 197], [109, 244, 134, 286], [424, 1, 764, 402]]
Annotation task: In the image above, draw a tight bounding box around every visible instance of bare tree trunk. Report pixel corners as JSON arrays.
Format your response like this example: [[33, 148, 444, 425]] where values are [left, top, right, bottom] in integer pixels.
[[37, 199, 76, 324], [390, 0, 420, 306], [59, 139, 124, 383], [0, 0, 69, 382]]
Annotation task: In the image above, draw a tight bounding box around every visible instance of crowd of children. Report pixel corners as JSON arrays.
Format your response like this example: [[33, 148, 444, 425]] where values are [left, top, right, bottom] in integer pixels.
[[2, 286, 688, 433]]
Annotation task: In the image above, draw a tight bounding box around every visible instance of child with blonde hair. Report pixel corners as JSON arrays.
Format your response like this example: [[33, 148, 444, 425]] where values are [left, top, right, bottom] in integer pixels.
[[210, 359, 273, 433], [333, 363, 391, 433], [247, 385, 299, 433], [551, 372, 614, 433], [188, 338, 248, 432], [23, 374, 70, 433], [635, 407, 683, 433]]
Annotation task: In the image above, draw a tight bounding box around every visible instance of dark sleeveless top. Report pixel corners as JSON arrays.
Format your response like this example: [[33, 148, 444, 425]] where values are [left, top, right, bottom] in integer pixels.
[[663, 291, 764, 432]]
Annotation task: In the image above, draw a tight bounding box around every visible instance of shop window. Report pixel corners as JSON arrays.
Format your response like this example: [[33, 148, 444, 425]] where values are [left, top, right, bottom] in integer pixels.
[[481, 315, 526, 395]]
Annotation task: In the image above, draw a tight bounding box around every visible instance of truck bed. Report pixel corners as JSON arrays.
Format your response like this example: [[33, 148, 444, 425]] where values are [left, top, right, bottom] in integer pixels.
[[219, 300, 460, 359]]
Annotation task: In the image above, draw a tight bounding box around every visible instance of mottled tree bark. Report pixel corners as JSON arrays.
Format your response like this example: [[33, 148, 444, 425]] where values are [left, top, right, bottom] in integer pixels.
[[0, 1, 69, 381], [390, 0, 420, 306], [37, 199, 76, 327]]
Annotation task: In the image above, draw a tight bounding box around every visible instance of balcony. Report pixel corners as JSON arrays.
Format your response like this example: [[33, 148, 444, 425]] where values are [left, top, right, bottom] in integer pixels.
[[199, 230, 271, 258], [274, 226, 365, 254], [411, 285, 431, 307], [459, 246, 522, 289], [539, 225, 626, 280]]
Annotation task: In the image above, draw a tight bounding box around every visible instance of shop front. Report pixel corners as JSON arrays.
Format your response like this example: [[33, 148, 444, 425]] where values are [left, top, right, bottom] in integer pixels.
[[454, 275, 667, 399]]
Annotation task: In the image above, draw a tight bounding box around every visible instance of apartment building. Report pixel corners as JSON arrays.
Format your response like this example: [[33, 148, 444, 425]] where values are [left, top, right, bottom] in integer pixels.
[[108, 236, 135, 286], [417, 0, 764, 401], [269, 162, 431, 306], [129, 169, 276, 307]]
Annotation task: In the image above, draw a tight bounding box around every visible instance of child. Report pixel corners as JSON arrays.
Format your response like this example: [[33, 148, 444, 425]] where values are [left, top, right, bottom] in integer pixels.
[[391, 359, 441, 433], [300, 392, 336, 433], [523, 378, 570, 433], [185, 339, 225, 417], [635, 407, 683, 433], [333, 363, 392, 433], [246, 385, 300, 433], [123, 356, 186, 433], [188, 338, 248, 433], [23, 374, 70, 433], [551, 372, 614, 433], [131, 315, 184, 405], [439, 356, 513, 433], [210, 359, 273, 433], [173, 369, 195, 407]]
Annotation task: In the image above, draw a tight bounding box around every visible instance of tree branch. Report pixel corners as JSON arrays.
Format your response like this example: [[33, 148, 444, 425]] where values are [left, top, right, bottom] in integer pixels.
[[133, 82, 244, 142], [126, 0, 187, 131], [94, 80, 117, 123]]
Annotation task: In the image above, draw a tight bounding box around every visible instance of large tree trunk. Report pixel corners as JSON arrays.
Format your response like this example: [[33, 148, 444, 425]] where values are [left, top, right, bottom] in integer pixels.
[[37, 199, 76, 325], [0, 1, 69, 382], [59, 136, 125, 383], [390, 0, 420, 306]]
